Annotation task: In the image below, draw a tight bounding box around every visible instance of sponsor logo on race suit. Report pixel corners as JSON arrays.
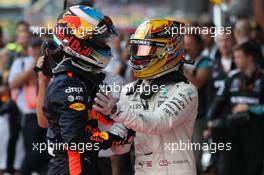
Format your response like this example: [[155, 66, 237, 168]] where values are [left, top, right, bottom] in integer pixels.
[[65, 86, 84, 94], [69, 102, 86, 111]]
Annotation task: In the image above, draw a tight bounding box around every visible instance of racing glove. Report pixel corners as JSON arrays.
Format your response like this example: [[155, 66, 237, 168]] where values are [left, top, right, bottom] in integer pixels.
[[93, 92, 117, 115], [109, 123, 135, 144]]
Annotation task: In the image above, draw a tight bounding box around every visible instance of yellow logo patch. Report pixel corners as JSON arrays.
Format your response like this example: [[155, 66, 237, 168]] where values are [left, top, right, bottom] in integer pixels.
[[99, 132, 109, 140], [93, 131, 109, 140], [69, 102, 86, 111]]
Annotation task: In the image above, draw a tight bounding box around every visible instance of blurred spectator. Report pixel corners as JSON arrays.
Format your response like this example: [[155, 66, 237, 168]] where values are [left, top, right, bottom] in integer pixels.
[[234, 19, 264, 69], [251, 24, 264, 46], [0, 27, 22, 175], [184, 34, 211, 114], [0, 86, 20, 175], [207, 32, 236, 103], [251, 24, 264, 56], [0, 26, 4, 49], [105, 33, 134, 83], [201, 22, 219, 61], [114, 33, 135, 83], [4, 21, 31, 87], [5, 30, 30, 72], [203, 32, 236, 174], [8, 37, 47, 175], [234, 19, 252, 44], [0, 50, 8, 74], [104, 38, 122, 75], [15, 21, 30, 35], [103, 34, 135, 175], [206, 41, 264, 175], [184, 33, 211, 174]]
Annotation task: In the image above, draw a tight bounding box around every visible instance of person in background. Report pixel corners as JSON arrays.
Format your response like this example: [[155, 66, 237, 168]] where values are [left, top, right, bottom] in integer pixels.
[[112, 34, 135, 83], [0, 26, 7, 85], [234, 19, 252, 44], [106, 34, 135, 175], [184, 33, 211, 90], [4, 21, 30, 73], [0, 76, 20, 175], [0, 26, 5, 49], [0, 47, 20, 174], [16, 21, 30, 34], [201, 22, 219, 61], [0, 23, 31, 175], [234, 19, 264, 69], [206, 41, 264, 175], [184, 33, 211, 174], [102, 34, 136, 175], [251, 24, 264, 60], [8, 37, 47, 175], [104, 37, 123, 76], [202, 32, 236, 174], [206, 32, 236, 115]]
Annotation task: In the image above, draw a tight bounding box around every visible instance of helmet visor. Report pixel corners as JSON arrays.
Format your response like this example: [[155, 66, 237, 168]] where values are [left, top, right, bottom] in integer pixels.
[[129, 55, 157, 70], [130, 39, 165, 57]]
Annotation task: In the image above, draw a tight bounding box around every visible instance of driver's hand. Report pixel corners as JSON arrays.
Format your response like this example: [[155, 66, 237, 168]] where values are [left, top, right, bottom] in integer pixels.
[[93, 92, 118, 115]]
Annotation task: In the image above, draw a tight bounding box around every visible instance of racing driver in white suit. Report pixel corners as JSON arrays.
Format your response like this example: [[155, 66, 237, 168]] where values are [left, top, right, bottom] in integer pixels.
[[93, 19, 198, 175]]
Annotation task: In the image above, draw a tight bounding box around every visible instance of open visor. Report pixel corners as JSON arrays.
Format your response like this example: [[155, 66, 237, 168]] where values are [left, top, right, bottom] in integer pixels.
[[130, 39, 166, 57]]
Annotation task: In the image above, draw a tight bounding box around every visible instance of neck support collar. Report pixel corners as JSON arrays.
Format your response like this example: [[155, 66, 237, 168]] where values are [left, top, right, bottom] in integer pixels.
[[53, 58, 105, 87]]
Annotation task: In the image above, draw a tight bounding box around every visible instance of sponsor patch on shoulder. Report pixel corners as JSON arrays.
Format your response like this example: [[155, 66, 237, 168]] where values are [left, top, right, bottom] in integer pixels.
[[69, 102, 86, 111]]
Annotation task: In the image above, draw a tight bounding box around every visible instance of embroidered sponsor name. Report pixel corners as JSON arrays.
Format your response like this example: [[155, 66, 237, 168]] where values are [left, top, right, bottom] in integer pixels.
[[65, 86, 83, 94], [231, 96, 259, 104]]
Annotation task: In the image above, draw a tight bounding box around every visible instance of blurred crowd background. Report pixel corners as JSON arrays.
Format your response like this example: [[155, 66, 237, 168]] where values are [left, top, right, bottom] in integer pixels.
[[0, 0, 264, 175]]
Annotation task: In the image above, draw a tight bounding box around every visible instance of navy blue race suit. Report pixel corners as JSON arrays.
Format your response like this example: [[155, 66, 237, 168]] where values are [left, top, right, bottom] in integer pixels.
[[44, 58, 121, 175]]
